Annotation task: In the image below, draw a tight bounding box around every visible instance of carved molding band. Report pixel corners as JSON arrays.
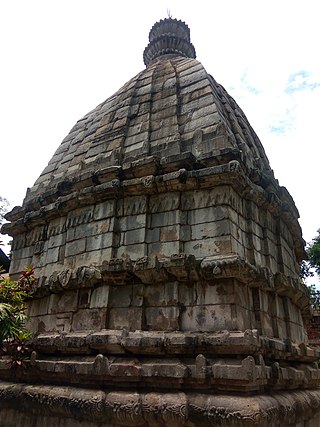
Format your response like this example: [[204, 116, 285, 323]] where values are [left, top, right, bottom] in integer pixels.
[[1, 382, 320, 426]]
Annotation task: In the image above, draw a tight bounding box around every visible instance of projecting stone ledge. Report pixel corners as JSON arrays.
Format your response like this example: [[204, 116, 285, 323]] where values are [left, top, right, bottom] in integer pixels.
[[30, 255, 310, 316], [1, 351, 319, 392], [1, 381, 320, 426]]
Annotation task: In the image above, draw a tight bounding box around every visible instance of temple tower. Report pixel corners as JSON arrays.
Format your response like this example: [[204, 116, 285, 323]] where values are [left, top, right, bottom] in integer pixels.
[[1, 18, 320, 427]]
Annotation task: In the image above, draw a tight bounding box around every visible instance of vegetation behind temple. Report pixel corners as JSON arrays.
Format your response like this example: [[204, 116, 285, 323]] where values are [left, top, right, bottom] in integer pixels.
[[301, 229, 320, 310], [0, 267, 35, 367]]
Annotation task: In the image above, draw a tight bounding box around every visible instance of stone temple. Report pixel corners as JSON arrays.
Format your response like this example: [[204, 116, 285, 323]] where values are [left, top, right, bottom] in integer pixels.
[[1, 18, 320, 427]]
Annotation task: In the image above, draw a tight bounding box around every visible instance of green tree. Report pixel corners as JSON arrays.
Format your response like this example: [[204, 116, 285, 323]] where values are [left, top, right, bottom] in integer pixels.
[[307, 284, 320, 311], [0, 196, 9, 246], [0, 196, 9, 226], [308, 229, 320, 276], [300, 230, 320, 311], [0, 267, 35, 367]]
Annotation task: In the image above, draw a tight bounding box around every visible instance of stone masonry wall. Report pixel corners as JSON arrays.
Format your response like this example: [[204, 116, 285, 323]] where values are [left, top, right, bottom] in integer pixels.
[[10, 186, 298, 280]]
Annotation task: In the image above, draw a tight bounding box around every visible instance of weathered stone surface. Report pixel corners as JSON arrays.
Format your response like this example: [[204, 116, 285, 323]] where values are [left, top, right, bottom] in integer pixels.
[[0, 16, 317, 427], [1, 381, 320, 427]]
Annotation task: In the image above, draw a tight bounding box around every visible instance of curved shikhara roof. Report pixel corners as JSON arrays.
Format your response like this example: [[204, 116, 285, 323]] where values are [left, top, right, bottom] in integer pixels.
[[25, 55, 272, 206], [4, 18, 304, 267]]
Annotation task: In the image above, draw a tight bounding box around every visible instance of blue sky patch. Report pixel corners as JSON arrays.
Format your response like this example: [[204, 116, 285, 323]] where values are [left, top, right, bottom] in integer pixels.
[[285, 71, 320, 94], [240, 70, 261, 95]]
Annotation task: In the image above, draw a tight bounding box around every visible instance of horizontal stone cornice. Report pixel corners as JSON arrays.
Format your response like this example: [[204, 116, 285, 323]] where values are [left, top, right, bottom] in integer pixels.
[[31, 255, 310, 314], [29, 329, 320, 363], [2, 160, 302, 256]]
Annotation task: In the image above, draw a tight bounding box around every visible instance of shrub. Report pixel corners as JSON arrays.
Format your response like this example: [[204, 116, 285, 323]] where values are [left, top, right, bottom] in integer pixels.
[[0, 266, 35, 367]]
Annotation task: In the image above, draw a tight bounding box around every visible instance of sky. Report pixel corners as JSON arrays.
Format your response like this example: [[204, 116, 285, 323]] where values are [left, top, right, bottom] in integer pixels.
[[0, 1, 319, 277]]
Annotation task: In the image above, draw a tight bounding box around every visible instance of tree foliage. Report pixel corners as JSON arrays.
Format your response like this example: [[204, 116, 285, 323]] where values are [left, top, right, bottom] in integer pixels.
[[300, 229, 320, 311], [0, 267, 35, 367], [308, 229, 320, 276], [300, 229, 320, 281], [307, 284, 320, 311], [0, 196, 9, 227], [0, 196, 9, 247]]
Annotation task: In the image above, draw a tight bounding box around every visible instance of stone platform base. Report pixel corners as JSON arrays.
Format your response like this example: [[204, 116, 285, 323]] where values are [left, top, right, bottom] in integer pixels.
[[1, 381, 320, 426]]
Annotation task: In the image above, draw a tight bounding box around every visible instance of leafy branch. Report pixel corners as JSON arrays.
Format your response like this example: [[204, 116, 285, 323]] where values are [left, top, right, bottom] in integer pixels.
[[0, 266, 35, 367]]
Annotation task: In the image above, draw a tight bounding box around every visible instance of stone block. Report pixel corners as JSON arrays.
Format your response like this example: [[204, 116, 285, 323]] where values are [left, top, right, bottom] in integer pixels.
[[233, 282, 250, 308], [289, 322, 305, 344], [28, 296, 50, 317], [150, 210, 180, 228], [178, 279, 249, 308], [145, 306, 180, 331], [180, 304, 249, 332], [123, 228, 145, 245], [259, 291, 269, 313], [123, 196, 147, 216], [277, 318, 288, 339], [89, 285, 110, 308], [198, 281, 237, 306], [179, 78, 209, 96], [180, 93, 212, 114], [72, 308, 107, 331], [125, 132, 148, 148], [145, 227, 160, 243], [127, 121, 149, 138], [230, 238, 246, 259], [66, 227, 76, 241], [148, 241, 180, 258], [151, 94, 177, 112], [65, 239, 86, 257], [8, 247, 23, 261], [192, 103, 218, 120], [184, 235, 232, 259], [75, 247, 113, 267], [252, 235, 263, 253], [150, 125, 178, 142], [78, 289, 91, 308], [94, 200, 116, 220], [144, 282, 179, 307], [191, 220, 230, 240], [66, 206, 94, 228], [120, 214, 146, 231], [149, 192, 180, 213], [86, 234, 112, 251], [33, 313, 72, 334], [236, 213, 246, 231], [179, 225, 191, 242], [95, 218, 112, 234], [109, 285, 132, 308], [48, 291, 78, 314], [45, 247, 60, 264], [275, 295, 286, 319], [123, 142, 145, 156], [187, 206, 228, 225], [74, 222, 98, 239], [269, 255, 278, 274], [260, 312, 274, 336], [178, 283, 195, 307], [117, 243, 146, 259], [48, 233, 66, 249], [108, 307, 142, 331], [132, 284, 144, 307], [160, 225, 179, 241]]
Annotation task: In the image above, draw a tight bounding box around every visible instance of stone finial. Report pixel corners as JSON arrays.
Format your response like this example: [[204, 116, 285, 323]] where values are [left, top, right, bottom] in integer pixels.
[[143, 18, 196, 66]]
